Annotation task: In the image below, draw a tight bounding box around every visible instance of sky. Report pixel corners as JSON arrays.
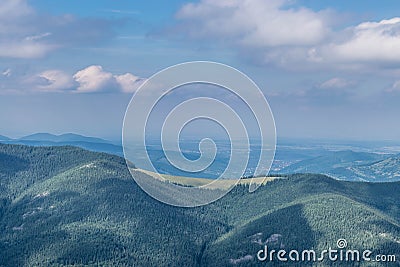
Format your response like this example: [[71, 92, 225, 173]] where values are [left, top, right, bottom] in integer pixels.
[[1, 0, 400, 142]]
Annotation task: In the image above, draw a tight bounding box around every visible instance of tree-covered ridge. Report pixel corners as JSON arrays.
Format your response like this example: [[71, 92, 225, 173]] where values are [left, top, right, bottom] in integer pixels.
[[0, 144, 399, 266], [280, 150, 400, 182], [0, 135, 124, 158]]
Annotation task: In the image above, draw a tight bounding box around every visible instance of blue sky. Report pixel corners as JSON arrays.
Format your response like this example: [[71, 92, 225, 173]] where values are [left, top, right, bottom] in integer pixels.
[[1, 0, 400, 141]]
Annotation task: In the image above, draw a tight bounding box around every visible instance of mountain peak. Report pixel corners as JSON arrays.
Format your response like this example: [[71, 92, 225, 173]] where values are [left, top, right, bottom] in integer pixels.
[[0, 134, 11, 141], [18, 133, 111, 144], [19, 133, 57, 141]]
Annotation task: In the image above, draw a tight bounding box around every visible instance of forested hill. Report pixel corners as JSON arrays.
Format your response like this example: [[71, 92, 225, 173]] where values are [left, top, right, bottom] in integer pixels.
[[0, 144, 399, 266]]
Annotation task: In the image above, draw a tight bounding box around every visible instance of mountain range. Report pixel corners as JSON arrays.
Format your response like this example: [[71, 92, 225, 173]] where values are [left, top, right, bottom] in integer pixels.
[[2, 133, 400, 182], [0, 133, 123, 157], [0, 144, 399, 266], [18, 133, 111, 144], [280, 150, 400, 182]]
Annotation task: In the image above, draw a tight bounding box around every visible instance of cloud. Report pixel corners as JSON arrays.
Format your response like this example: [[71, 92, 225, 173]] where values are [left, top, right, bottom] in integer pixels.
[[393, 80, 400, 91], [25, 32, 52, 41], [36, 70, 76, 92], [105, 9, 139, 15], [72, 65, 143, 93], [266, 76, 358, 107], [2, 68, 11, 77], [115, 73, 144, 93], [173, 1, 400, 70], [319, 78, 355, 89], [73, 65, 117, 93], [315, 18, 400, 66], [0, 0, 117, 59], [71, 65, 144, 93], [0, 0, 53, 58], [175, 0, 330, 47], [1, 65, 142, 94], [0, 42, 55, 59], [0, 0, 33, 31], [386, 80, 400, 93]]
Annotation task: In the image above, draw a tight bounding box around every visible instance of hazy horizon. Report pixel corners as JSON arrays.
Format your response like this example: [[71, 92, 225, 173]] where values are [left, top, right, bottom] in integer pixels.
[[2, 131, 400, 146]]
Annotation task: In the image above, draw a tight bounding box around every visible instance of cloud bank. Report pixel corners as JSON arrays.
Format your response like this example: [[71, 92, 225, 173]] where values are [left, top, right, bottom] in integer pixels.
[[176, 0, 330, 47], [4, 66, 144, 94], [36, 66, 143, 93], [0, 0, 116, 58], [174, 0, 400, 70]]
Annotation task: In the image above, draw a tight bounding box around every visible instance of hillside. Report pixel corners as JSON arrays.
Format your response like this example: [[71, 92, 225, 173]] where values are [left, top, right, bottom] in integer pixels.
[[0, 135, 10, 141], [0, 133, 123, 157], [280, 150, 395, 182], [135, 168, 277, 189], [0, 144, 399, 266], [347, 155, 400, 181]]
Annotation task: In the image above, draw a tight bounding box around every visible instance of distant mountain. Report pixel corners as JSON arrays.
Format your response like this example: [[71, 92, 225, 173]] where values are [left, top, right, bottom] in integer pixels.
[[0, 133, 123, 157], [19, 133, 111, 144], [0, 144, 399, 266], [347, 155, 400, 181], [279, 150, 393, 181], [0, 135, 10, 141]]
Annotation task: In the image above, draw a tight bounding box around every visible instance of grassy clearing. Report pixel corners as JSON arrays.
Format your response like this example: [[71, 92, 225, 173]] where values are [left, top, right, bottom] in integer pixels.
[[132, 168, 280, 189]]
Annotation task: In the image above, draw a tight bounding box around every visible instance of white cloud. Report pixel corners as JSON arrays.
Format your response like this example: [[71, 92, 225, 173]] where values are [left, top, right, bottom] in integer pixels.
[[318, 18, 400, 65], [106, 9, 139, 15], [265, 17, 400, 69], [36, 70, 76, 91], [25, 32, 52, 41], [0, 65, 142, 94], [73, 65, 117, 93], [174, 1, 400, 70], [0, 0, 33, 31], [393, 80, 400, 90], [0, 0, 53, 58], [0, 42, 55, 59], [2, 68, 11, 77], [176, 0, 329, 47], [386, 80, 400, 93], [72, 65, 142, 93], [115, 73, 143, 93], [0, 0, 116, 59], [320, 78, 355, 89]]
